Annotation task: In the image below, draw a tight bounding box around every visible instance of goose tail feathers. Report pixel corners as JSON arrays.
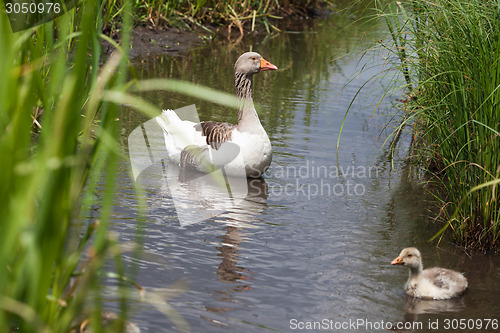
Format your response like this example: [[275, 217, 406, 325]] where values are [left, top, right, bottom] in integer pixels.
[[155, 109, 183, 161]]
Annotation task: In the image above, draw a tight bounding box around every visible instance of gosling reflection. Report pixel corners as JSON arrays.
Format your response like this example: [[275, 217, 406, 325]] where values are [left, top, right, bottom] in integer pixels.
[[404, 294, 465, 320], [390, 295, 466, 332]]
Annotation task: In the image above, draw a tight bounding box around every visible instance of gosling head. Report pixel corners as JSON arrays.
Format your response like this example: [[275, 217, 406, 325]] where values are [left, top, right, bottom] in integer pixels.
[[391, 247, 424, 273]]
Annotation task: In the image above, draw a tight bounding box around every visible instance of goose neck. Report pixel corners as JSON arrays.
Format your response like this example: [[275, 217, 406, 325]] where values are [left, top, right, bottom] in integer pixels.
[[408, 262, 423, 277], [234, 71, 262, 130], [234, 71, 253, 100]]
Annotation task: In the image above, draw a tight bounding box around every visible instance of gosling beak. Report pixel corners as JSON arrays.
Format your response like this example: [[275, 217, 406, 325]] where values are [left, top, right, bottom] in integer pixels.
[[260, 57, 278, 71], [391, 256, 404, 265]]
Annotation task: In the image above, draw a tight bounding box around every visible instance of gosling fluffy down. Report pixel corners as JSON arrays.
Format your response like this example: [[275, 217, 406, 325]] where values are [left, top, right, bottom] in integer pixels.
[[391, 247, 468, 300]]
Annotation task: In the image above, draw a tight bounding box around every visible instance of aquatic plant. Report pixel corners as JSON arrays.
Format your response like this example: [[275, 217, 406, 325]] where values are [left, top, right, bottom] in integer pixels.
[[376, 0, 500, 251]]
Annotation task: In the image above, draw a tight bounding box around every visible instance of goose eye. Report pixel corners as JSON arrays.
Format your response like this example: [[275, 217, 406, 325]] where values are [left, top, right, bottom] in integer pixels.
[[407, 254, 413, 257], [251, 57, 256, 61]]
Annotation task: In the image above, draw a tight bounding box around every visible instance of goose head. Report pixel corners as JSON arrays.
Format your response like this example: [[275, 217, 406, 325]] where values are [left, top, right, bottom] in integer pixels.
[[234, 52, 278, 76], [391, 247, 424, 273]]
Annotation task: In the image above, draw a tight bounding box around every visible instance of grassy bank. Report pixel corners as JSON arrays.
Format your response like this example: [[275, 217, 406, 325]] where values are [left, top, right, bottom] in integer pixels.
[[378, 0, 500, 251], [103, 0, 332, 35]]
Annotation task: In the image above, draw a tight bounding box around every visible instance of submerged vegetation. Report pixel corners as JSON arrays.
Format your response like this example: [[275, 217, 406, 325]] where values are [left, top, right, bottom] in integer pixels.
[[378, 0, 500, 251]]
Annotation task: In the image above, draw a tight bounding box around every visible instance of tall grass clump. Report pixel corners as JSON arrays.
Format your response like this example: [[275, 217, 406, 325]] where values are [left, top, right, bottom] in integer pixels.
[[0, 0, 138, 331], [378, 0, 500, 251]]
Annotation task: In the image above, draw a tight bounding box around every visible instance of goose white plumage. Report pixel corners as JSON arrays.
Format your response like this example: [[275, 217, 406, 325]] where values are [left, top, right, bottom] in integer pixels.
[[155, 52, 277, 178], [391, 247, 468, 300]]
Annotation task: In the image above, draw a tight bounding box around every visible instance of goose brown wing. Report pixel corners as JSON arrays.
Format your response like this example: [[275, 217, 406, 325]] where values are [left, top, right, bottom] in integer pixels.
[[197, 121, 236, 149]]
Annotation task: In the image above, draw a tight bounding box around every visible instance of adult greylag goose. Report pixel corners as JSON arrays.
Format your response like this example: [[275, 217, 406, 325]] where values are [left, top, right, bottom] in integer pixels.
[[155, 52, 277, 178], [391, 247, 468, 300]]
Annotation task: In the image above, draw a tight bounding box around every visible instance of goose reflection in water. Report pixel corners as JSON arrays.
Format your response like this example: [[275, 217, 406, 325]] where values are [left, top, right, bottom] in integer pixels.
[[164, 167, 269, 320], [158, 168, 269, 317], [200, 177, 268, 319], [214, 177, 268, 284]]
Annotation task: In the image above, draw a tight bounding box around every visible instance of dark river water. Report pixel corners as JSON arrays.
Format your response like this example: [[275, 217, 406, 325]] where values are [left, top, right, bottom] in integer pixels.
[[107, 6, 500, 333]]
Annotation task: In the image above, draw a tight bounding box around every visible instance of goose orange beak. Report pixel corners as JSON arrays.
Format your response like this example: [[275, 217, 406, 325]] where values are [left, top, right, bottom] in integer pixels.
[[391, 256, 404, 265], [260, 58, 278, 71]]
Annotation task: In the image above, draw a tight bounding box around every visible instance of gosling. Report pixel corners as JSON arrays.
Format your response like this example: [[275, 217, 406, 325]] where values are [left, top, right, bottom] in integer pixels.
[[391, 247, 468, 300]]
